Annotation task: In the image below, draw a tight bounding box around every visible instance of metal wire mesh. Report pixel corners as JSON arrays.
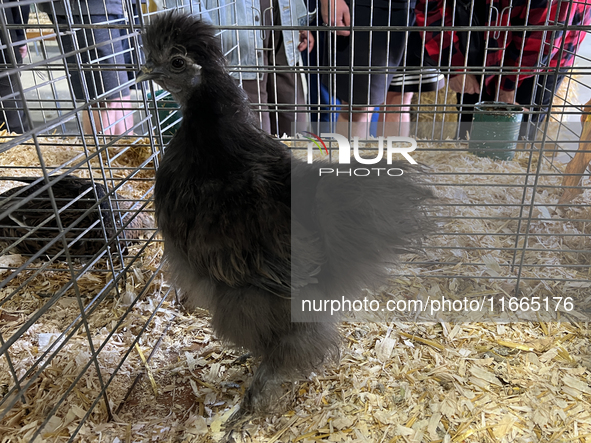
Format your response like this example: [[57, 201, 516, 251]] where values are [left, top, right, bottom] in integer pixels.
[[0, 0, 590, 441], [0, 1, 166, 440]]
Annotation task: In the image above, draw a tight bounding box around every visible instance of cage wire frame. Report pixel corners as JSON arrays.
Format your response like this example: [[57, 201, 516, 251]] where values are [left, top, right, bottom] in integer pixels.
[[0, 0, 168, 440], [0, 0, 590, 441]]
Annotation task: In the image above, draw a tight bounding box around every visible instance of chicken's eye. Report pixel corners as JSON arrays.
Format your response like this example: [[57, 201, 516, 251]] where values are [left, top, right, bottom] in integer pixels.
[[171, 57, 185, 71]]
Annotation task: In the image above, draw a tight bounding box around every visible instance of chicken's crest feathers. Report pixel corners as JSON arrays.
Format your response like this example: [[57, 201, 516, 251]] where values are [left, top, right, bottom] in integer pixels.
[[143, 12, 225, 73]]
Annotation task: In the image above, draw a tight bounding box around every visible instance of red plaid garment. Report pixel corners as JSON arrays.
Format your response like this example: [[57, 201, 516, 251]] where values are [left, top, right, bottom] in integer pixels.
[[415, 0, 591, 93]]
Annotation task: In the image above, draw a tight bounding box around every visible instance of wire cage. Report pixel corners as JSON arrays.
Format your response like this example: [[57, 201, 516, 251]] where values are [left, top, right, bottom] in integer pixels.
[[1, 0, 591, 441]]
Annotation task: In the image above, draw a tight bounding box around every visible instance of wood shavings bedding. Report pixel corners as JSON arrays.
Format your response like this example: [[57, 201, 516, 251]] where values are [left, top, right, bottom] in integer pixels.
[[1, 134, 590, 442], [0, 134, 166, 442]]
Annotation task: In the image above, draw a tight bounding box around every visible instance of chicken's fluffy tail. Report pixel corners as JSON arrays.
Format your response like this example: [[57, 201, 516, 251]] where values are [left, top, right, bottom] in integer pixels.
[[304, 160, 435, 300]]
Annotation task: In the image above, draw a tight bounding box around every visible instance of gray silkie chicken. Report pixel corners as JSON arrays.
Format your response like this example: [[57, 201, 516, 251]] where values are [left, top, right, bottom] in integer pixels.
[[138, 12, 434, 429]]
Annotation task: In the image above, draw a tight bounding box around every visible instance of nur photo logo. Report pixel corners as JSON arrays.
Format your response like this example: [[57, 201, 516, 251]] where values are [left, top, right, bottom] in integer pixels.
[[300, 131, 418, 176]]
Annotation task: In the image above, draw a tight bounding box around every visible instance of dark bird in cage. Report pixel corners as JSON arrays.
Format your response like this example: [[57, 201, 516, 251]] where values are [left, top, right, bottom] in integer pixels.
[[0, 176, 153, 258], [138, 13, 434, 431]]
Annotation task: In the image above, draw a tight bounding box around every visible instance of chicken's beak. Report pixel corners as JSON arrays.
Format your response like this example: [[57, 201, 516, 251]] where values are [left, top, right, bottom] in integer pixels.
[[136, 62, 163, 83]]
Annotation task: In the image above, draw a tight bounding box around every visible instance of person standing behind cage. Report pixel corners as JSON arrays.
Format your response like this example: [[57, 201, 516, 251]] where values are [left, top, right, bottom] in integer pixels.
[[320, 0, 445, 138], [199, 0, 314, 136], [38, 0, 135, 136], [0, 1, 31, 134], [415, 0, 591, 140], [242, 0, 314, 136]]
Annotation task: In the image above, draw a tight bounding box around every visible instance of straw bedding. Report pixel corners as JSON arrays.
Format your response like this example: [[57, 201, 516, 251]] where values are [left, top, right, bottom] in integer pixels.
[[0, 129, 590, 442]]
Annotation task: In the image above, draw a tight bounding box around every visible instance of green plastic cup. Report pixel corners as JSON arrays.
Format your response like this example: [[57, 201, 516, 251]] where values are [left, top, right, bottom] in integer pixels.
[[468, 101, 524, 161]]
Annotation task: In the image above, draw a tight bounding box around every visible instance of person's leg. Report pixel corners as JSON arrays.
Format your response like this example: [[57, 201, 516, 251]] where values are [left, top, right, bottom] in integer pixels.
[[242, 75, 271, 133], [120, 4, 142, 85], [71, 17, 103, 133], [330, 3, 408, 138], [270, 65, 307, 137], [327, 4, 378, 137], [267, 6, 308, 136], [48, 15, 93, 132], [515, 73, 564, 140], [91, 17, 134, 135], [0, 50, 30, 133], [56, 13, 133, 136], [380, 29, 446, 137], [51, 14, 119, 135], [0, 74, 29, 134], [240, 0, 272, 133], [102, 95, 134, 136], [513, 76, 538, 140], [456, 90, 485, 140], [378, 91, 413, 137], [335, 105, 376, 138]]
